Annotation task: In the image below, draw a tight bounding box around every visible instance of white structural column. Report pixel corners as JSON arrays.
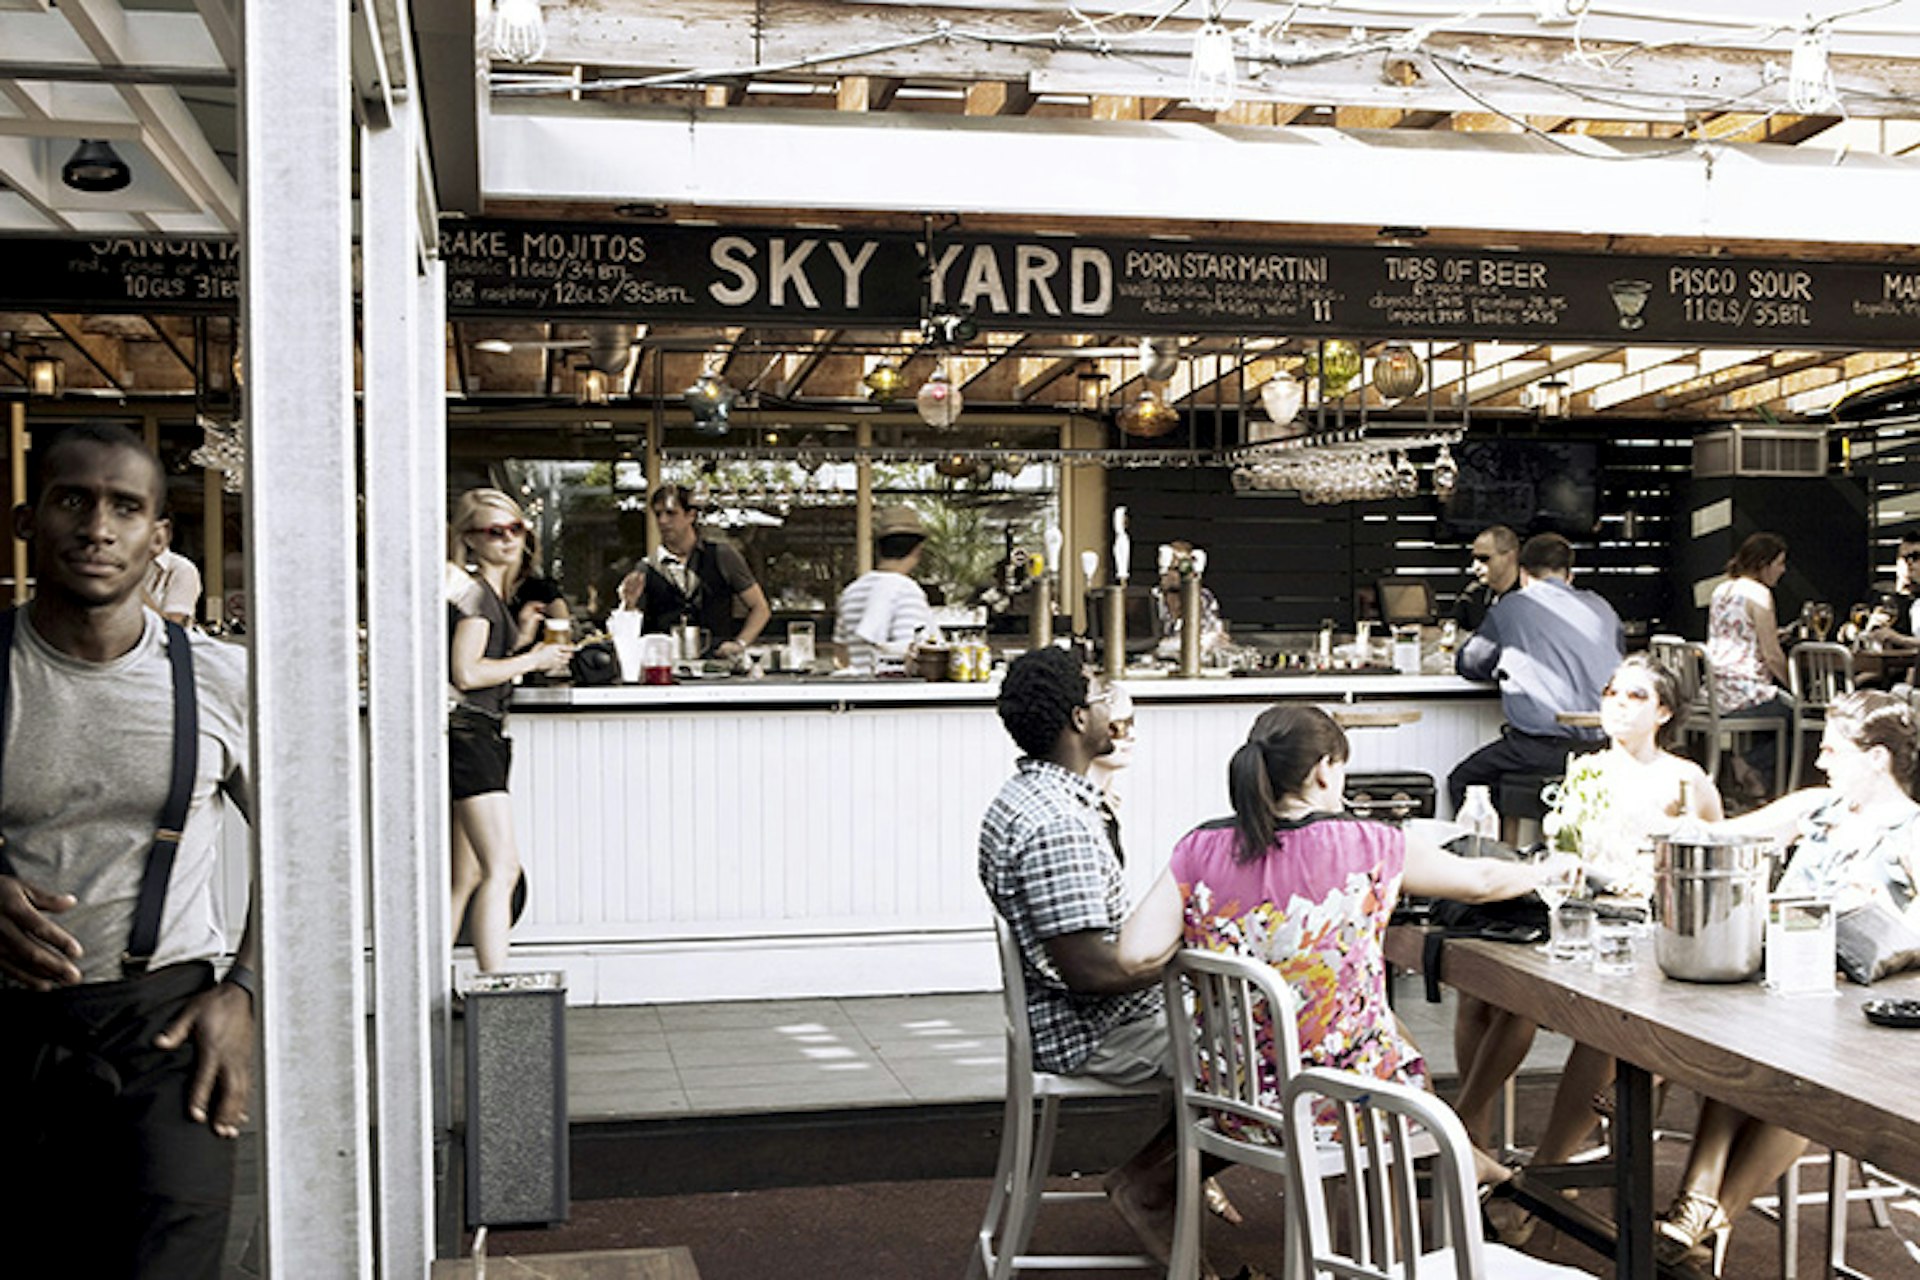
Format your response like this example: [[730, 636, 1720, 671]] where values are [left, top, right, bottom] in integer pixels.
[[418, 237, 455, 1261], [362, 88, 438, 1279], [241, 1, 374, 1275]]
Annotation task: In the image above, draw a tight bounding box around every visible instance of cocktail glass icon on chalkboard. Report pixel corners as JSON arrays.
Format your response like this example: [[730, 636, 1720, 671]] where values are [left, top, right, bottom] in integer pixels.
[[1608, 279, 1653, 330]]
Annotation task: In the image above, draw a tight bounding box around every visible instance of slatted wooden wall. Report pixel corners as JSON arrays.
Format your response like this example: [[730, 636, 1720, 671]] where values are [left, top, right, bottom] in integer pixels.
[[1110, 426, 1694, 634]]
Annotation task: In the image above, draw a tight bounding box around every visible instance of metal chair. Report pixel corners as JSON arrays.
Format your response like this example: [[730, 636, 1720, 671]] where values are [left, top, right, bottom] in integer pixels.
[[1786, 642, 1855, 788], [968, 915, 1166, 1280], [1281, 1067, 1593, 1280], [1758, 1150, 1918, 1280], [1162, 947, 1347, 1280], [1647, 634, 1790, 799]]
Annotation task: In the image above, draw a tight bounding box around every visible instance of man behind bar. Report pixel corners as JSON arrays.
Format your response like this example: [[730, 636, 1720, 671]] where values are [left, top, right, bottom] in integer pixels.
[[0, 424, 255, 1279], [619, 483, 771, 660], [1451, 523, 1520, 633]]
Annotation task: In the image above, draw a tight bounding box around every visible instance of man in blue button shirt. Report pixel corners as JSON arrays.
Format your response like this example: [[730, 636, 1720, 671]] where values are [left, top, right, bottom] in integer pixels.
[[1448, 532, 1622, 811]]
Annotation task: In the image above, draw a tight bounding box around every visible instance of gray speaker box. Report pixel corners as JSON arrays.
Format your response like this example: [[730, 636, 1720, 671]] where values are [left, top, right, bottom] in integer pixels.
[[464, 971, 569, 1227]]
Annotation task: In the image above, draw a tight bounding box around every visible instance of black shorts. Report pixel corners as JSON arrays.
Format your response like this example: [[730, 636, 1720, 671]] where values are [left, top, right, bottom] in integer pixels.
[[449, 707, 513, 800]]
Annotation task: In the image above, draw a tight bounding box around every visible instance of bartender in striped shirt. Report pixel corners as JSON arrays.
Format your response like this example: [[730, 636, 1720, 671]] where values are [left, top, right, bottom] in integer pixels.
[[833, 505, 938, 675]]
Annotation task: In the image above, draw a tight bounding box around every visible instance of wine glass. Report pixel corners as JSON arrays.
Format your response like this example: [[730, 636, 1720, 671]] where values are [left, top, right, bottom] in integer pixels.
[[1533, 854, 1586, 959], [1809, 602, 1835, 643]]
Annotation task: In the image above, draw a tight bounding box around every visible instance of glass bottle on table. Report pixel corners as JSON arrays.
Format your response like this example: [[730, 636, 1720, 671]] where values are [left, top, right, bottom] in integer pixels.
[[1458, 784, 1499, 858]]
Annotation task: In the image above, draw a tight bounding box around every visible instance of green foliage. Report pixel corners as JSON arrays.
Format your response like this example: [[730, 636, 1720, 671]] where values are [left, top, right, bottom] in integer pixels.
[[911, 500, 1001, 602]]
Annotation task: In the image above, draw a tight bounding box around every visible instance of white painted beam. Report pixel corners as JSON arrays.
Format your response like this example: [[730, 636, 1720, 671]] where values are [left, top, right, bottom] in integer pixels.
[[242, 0, 374, 1276], [362, 89, 436, 1280], [485, 101, 1920, 246], [55, 0, 241, 229]]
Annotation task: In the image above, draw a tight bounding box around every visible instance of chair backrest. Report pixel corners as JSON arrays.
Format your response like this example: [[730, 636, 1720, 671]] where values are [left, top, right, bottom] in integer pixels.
[[1648, 634, 1714, 720], [1789, 641, 1855, 708], [1282, 1066, 1485, 1280], [1162, 947, 1302, 1144], [992, 913, 1039, 1080]]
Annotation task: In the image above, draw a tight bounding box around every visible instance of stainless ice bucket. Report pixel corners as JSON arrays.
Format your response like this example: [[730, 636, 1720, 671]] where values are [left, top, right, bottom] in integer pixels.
[[1653, 835, 1774, 982]]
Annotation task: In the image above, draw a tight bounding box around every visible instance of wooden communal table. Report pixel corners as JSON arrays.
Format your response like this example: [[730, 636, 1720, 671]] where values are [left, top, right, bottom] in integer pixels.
[[1387, 927, 1920, 1279]]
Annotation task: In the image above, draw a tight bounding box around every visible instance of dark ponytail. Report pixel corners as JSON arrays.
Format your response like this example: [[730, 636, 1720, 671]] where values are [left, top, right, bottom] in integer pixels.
[[1229, 739, 1281, 865], [1228, 704, 1351, 863]]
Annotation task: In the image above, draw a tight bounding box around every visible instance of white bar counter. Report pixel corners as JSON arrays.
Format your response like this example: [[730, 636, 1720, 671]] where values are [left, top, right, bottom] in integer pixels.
[[483, 672, 1503, 1004]]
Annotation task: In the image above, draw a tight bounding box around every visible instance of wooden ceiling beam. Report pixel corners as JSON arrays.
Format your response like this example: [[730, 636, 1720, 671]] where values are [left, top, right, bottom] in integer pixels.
[[42, 313, 126, 392], [143, 315, 196, 379], [539, 5, 1920, 122], [837, 76, 901, 111], [963, 80, 1035, 116], [771, 328, 845, 395]]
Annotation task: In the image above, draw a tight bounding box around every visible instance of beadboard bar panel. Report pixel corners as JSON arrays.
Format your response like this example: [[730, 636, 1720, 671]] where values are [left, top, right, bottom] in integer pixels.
[[493, 678, 1504, 1003]]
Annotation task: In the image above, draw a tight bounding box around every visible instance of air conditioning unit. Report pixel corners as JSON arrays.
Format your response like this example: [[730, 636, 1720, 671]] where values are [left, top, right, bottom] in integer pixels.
[[1693, 426, 1827, 478]]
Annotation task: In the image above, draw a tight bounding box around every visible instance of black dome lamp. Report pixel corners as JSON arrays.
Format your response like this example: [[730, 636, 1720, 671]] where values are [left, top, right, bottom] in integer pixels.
[[63, 139, 131, 193]]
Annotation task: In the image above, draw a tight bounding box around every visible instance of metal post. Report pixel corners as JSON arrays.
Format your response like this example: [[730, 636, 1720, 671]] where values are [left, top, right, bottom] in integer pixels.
[[202, 467, 224, 627], [9, 402, 25, 604], [242, 1, 374, 1275], [362, 91, 436, 1280], [416, 256, 457, 1261], [855, 422, 873, 575], [1615, 1061, 1657, 1280]]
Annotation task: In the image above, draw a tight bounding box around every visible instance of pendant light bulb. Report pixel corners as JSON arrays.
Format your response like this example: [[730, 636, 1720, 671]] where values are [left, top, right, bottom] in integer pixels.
[[491, 0, 549, 64], [1188, 20, 1238, 111], [1788, 25, 1837, 114]]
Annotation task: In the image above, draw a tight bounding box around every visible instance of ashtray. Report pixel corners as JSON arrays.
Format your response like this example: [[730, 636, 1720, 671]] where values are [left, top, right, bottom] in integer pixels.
[[1862, 997, 1920, 1028]]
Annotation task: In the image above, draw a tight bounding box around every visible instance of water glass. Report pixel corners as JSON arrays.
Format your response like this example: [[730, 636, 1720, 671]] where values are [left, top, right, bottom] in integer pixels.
[[1549, 900, 1597, 962], [1593, 917, 1637, 975]]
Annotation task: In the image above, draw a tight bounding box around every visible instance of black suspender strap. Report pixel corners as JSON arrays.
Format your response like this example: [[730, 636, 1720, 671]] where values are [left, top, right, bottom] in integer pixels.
[[123, 620, 198, 977], [0, 608, 199, 978]]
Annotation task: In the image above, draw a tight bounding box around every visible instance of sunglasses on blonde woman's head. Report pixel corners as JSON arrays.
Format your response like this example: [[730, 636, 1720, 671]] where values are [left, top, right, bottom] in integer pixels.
[[470, 521, 527, 540]]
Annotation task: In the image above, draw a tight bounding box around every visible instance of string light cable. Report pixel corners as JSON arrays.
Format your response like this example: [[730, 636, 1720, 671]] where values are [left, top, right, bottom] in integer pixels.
[[489, 0, 1920, 135]]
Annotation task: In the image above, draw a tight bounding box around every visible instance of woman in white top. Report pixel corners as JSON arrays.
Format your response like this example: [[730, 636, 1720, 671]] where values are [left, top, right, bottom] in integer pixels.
[[1658, 690, 1920, 1268], [1522, 657, 1724, 1176], [1704, 531, 1792, 798], [1459, 657, 1724, 1216]]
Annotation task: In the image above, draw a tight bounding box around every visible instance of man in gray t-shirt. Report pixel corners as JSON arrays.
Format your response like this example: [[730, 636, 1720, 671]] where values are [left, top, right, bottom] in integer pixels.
[[0, 425, 253, 1280]]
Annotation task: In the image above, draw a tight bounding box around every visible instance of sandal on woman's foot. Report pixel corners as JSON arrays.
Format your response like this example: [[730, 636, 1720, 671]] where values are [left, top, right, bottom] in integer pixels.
[[1657, 1191, 1732, 1273], [1203, 1176, 1244, 1225], [1483, 1198, 1537, 1247]]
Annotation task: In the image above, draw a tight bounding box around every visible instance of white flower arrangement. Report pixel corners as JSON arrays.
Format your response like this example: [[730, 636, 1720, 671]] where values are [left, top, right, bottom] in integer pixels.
[[1541, 754, 1656, 898]]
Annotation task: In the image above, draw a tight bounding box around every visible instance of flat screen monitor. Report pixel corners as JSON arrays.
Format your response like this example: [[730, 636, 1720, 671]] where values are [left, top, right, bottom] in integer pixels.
[[1085, 585, 1161, 655], [1437, 439, 1600, 538], [1378, 578, 1435, 625]]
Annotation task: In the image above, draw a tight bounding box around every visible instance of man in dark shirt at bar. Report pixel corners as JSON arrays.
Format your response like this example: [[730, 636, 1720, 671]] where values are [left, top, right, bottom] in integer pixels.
[[1452, 524, 1520, 632]]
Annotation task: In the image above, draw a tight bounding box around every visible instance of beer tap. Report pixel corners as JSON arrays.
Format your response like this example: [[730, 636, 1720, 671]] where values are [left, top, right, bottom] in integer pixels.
[[1179, 546, 1207, 678], [1106, 508, 1131, 680]]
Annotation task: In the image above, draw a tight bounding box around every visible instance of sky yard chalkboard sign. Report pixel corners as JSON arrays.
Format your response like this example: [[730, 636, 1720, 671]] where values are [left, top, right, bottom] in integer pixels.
[[3, 221, 1920, 348]]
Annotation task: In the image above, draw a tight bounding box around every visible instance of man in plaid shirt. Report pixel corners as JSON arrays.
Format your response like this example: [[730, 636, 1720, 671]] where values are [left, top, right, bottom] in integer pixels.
[[980, 647, 1181, 1258]]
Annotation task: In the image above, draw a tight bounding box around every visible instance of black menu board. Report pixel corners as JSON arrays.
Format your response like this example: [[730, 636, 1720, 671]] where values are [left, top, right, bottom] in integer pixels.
[[3, 222, 1919, 349]]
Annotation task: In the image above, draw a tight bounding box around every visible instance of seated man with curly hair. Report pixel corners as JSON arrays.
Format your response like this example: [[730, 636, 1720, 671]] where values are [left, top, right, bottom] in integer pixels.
[[979, 647, 1184, 1259]]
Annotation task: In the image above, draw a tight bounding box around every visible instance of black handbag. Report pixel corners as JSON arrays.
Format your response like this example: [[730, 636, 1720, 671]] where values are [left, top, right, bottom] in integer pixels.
[[569, 639, 619, 686]]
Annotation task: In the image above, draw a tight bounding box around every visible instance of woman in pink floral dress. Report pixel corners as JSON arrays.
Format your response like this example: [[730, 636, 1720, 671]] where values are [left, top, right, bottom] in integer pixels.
[[1120, 704, 1568, 1154]]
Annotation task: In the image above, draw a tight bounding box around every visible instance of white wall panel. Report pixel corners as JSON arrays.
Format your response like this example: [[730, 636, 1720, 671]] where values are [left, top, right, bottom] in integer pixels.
[[489, 682, 1504, 1002]]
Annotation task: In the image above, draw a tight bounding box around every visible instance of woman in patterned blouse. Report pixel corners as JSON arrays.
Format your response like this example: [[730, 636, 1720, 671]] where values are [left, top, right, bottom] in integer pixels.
[[1118, 704, 1569, 1174]]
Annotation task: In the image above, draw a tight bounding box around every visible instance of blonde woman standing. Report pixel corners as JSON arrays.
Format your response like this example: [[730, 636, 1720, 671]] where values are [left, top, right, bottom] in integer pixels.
[[447, 489, 575, 972]]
